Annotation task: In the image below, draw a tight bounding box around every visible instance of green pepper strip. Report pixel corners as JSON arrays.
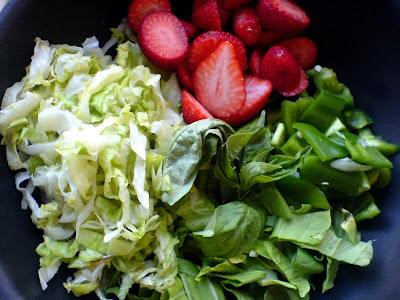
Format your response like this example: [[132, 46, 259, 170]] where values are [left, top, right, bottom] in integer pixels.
[[299, 90, 346, 132], [281, 97, 313, 138], [276, 173, 331, 210], [299, 155, 369, 196], [342, 132, 393, 168], [358, 128, 399, 156], [343, 109, 372, 130], [281, 133, 308, 157], [293, 123, 349, 161]]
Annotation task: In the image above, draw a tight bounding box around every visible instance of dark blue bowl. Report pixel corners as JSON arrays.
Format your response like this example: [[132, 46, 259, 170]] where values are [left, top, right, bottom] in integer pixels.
[[0, 1, 399, 299]]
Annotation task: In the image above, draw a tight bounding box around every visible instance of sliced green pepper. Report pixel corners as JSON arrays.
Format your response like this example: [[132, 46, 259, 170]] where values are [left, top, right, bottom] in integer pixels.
[[299, 90, 346, 132], [299, 155, 370, 196], [276, 173, 331, 210], [293, 123, 349, 161], [342, 132, 393, 168], [358, 128, 399, 156], [281, 97, 313, 138], [281, 133, 308, 157], [374, 168, 392, 189], [343, 109, 372, 130]]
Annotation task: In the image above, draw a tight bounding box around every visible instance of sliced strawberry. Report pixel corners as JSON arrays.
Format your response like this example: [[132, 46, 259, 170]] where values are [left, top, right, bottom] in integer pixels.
[[233, 6, 263, 47], [249, 49, 263, 77], [280, 66, 309, 97], [224, 0, 254, 11], [137, 12, 189, 69], [176, 62, 193, 91], [128, 0, 171, 32], [278, 37, 318, 70], [180, 19, 199, 40], [257, 29, 285, 48], [260, 45, 300, 94], [217, 0, 232, 28], [182, 90, 213, 124], [191, 0, 222, 31], [223, 75, 273, 126], [188, 31, 248, 72], [257, 0, 310, 35], [193, 41, 246, 118]]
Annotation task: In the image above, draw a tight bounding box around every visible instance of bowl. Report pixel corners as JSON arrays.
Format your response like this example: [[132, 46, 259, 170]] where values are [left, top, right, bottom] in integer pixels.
[[0, 0, 399, 299]]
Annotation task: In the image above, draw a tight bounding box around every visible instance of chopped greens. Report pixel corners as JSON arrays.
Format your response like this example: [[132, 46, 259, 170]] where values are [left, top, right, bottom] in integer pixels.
[[0, 27, 398, 300]]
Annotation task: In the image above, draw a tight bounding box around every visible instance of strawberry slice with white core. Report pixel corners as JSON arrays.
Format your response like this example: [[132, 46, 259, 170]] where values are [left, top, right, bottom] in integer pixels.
[[137, 12, 189, 70], [182, 90, 213, 124], [193, 41, 246, 119], [223, 75, 273, 126], [128, 0, 171, 32], [188, 31, 248, 72]]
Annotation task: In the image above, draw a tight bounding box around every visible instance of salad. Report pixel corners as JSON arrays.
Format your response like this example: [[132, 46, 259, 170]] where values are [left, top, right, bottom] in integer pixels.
[[0, 0, 398, 299]]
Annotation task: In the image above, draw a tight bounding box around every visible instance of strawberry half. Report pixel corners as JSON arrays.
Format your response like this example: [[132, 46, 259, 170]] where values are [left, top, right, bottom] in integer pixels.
[[176, 62, 194, 91], [180, 19, 199, 40], [224, 0, 254, 11], [257, 0, 310, 35], [249, 49, 263, 77], [260, 45, 301, 94], [182, 89, 213, 124], [217, 0, 232, 28], [280, 67, 309, 97], [191, 0, 222, 31], [193, 0, 208, 11], [128, 0, 171, 32], [278, 36, 318, 70], [137, 12, 189, 69], [188, 31, 248, 72], [193, 41, 246, 119], [233, 6, 263, 47], [223, 75, 273, 126], [257, 29, 285, 48]]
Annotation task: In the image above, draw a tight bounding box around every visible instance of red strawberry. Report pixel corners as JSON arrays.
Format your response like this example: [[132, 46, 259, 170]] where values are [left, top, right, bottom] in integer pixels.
[[193, 41, 246, 118], [233, 6, 263, 47], [182, 90, 213, 124], [257, 29, 285, 48], [278, 37, 318, 70], [249, 49, 263, 77], [224, 0, 254, 11], [223, 75, 273, 126], [280, 66, 308, 97], [193, 0, 208, 11], [257, 0, 310, 35], [128, 0, 171, 32], [137, 12, 189, 69], [217, 0, 232, 28], [191, 0, 222, 31], [260, 45, 301, 94], [188, 31, 248, 72], [176, 63, 193, 91], [180, 19, 199, 40]]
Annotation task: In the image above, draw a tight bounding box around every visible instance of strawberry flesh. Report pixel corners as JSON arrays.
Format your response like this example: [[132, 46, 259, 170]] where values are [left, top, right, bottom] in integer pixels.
[[233, 6, 263, 47], [249, 49, 263, 77], [278, 36, 318, 70], [188, 31, 248, 73], [260, 45, 301, 93], [180, 19, 199, 40], [224, 0, 254, 11], [128, 0, 171, 32], [280, 66, 309, 97], [191, 0, 222, 31], [176, 62, 194, 91], [223, 75, 273, 126], [182, 89, 213, 124], [257, 0, 310, 35], [193, 41, 246, 119], [137, 12, 189, 70]]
